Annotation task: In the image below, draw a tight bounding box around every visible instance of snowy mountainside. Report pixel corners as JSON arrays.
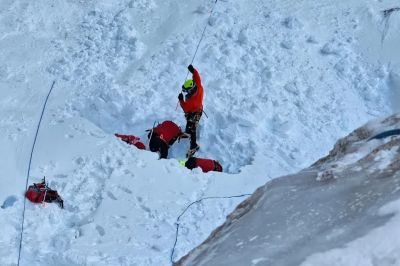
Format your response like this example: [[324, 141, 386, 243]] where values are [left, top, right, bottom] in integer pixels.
[[0, 0, 399, 265], [44, 0, 395, 173], [176, 113, 400, 266]]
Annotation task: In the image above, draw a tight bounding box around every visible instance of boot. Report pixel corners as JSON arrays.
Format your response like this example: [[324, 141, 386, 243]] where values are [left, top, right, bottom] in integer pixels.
[[186, 144, 200, 158]]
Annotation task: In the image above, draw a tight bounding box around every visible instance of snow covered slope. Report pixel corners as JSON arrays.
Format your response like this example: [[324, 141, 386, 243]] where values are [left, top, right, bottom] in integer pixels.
[[176, 113, 400, 266], [0, 0, 399, 265]]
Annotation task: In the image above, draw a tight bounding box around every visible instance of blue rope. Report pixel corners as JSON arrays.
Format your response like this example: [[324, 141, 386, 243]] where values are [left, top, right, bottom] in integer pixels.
[[17, 80, 56, 266], [170, 193, 252, 264]]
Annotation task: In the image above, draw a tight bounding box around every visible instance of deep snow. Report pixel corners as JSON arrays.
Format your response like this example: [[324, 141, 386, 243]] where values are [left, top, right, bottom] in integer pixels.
[[0, 0, 399, 265]]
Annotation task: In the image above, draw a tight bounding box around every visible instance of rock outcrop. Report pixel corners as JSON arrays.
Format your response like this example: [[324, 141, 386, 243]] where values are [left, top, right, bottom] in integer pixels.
[[176, 114, 400, 266]]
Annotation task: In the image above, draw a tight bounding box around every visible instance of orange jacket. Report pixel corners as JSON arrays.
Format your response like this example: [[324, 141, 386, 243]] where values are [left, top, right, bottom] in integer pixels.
[[179, 69, 203, 113]]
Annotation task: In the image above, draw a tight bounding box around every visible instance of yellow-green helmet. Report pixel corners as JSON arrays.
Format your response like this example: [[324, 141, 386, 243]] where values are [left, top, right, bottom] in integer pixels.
[[182, 79, 195, 91]]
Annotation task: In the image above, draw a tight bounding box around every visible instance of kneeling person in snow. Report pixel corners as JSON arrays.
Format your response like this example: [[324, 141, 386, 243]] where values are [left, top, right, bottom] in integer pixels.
[[178, 64, 203, 158], [185, 157, 223, 173], [148, 120, 183, 159]]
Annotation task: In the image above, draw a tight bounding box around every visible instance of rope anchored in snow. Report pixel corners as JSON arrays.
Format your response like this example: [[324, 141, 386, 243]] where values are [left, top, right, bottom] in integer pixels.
[[185, 0, 219, 80], [178, 0, 219, 113], [176, 0, 219, 112], [170, 193, 252, 264], [17, 80, 56, 266]]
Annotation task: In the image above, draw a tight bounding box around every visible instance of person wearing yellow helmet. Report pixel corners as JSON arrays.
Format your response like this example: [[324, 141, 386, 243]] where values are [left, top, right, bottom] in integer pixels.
[[178, 64, 204, 157], [182, 79, 195, 91]]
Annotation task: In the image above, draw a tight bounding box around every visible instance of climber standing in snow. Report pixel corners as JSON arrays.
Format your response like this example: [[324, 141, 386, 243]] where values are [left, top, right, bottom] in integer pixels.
[[178, 64, 203, 158]]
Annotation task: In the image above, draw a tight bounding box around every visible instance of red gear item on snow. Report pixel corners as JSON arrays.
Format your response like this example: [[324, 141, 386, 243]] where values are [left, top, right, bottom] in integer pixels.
[[194, 158, 223, 173], [115, 134, 146, 150], [153, 121, 182, 143], [25, 182, 64, 208], [25, 183, 46, 203], [179, 68, 204, 113]]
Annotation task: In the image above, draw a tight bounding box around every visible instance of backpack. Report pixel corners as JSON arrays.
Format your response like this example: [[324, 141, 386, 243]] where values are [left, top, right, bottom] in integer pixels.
[[25, 178, 64, 208]]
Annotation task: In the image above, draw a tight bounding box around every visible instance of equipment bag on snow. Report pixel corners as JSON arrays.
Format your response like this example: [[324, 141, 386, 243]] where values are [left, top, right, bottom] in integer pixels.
[[115, 134, 146, 150], [25, 178, 64, 208]]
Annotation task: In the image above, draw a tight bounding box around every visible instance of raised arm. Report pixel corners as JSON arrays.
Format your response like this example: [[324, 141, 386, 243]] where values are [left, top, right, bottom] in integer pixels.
[[188, 64, 202, 87]]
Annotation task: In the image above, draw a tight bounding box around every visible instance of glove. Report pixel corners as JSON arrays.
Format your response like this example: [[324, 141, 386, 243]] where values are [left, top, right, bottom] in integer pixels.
[[188, 64, 194, 73], [178, 93, 184, 101]]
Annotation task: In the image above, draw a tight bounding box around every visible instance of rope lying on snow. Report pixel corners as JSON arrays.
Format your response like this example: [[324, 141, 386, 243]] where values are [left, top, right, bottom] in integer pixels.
[[17, 80, 56, 266], [170, 193, 252, 264]]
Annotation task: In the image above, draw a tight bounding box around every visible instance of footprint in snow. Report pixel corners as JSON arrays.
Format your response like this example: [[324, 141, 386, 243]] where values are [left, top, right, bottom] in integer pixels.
[[95, 225, 106, 236], [136, 197, 154, 216], [136, 196, 143, 203], [118, 186, 132, 194], [107, 191, 118, 200], [65, 134, 74, 139], [1, 195, 18, 209]]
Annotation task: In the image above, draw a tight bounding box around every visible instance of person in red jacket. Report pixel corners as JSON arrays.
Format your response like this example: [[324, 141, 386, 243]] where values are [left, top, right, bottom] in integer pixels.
[[185, 157, 223, 173], [178, 64, 203, 158], [115, 134, 146, 150], [148, 120, 183, 159]]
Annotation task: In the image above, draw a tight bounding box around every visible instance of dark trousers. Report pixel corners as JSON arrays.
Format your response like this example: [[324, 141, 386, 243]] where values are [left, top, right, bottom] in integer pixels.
[[149, 135, 169, 159], [148, 132, 179, 159], [185, 112, 202, 149]]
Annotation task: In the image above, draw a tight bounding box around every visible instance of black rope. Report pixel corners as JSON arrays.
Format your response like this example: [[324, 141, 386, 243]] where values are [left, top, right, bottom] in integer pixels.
[[170, 193, 252, 264], [185, 0, 219, 80], [179, 0, 219, 117], [202, 110, 209, 119], [146, 120, 157, 149], [17, 80, 56, 266]]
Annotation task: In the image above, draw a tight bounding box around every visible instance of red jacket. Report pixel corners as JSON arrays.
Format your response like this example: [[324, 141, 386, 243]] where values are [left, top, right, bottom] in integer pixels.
[[115, 134, 146, 150], [179, 69, 204, 113], [195, 158, 223, 173], [153, 121, 181, 143]]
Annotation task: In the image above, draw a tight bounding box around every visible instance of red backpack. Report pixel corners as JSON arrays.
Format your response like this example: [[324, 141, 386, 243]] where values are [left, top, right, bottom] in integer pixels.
[[25, 179, 63, 208]]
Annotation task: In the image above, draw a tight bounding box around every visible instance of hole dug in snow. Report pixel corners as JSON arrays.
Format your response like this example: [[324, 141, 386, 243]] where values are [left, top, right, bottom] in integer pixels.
[[75, 88, 256, 174]]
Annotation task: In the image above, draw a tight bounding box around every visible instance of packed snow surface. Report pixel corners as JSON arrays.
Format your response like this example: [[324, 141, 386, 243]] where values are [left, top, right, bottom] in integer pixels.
[[0, 0, 399, 265]]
